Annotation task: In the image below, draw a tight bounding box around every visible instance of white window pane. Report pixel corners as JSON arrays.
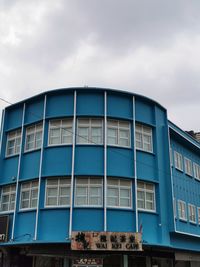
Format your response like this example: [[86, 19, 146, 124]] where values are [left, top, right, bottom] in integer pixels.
[[90, 197, 101, 205], [78, 128, 89, 143], [31, 199, 37, 208], [146, 192, 153, 201], [137, 191, 145, 200], [47, 188, 58, 197], [22, 191, 30, 200], [50, 136, 60, 145], [76, 196, 87, 205], [107, 120, 118, 127], [108, 128, 117, 138], [107, 197, 118, 206], [119, 138, 129, 147], [47, 197, 57, 206], [107, 179, 118, 185], [60, 179, 70, 185], [138, 200, 145, 209], [50, 128, 60, 138], [59, 196, 69, 205], [76, 179, 88, 184], [47, 179, 58, 186], [146, 201, 154, 210], [60, 187, 69, 196], [108, 188, 118, 197], [120, 198, 130, 207], [120, 189, 129, 198], [21, 200, 29, 209], [76, 187, 87, 196], [90, 179, 102, 185], [2, 204, 9, 211]]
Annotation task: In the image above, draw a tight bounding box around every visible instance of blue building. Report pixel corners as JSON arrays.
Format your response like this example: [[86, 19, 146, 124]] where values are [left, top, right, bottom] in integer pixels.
[[0, 87, 199, 267]]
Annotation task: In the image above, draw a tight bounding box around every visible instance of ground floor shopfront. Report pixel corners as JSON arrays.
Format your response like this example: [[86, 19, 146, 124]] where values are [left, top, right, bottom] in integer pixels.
[[1, 244, 200, 267]]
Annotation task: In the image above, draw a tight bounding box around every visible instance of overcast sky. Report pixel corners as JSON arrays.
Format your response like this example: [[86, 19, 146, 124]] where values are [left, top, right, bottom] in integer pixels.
[[0, 0, 200, 131]]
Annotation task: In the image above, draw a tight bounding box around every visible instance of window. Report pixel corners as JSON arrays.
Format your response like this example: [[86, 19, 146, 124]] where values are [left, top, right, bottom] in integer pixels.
[[77, 118, 103, 144], [137, 181, 155, 211], [0, 184, 16, 212], [194, 163, 200, 180], [107, 178, 132, 208], [48, 119, 73, 145], [6, 129, 22, 157], [173, 198, 177, 218], [197, 208, 200, 224], [135, 124, 153, 152], [45, 178, 70, 207], [188, 204, 196, 223], [174, 151, 183, 171], [20, 181, 38, 210], [107, 120, 130, 147], [184, 158, 193, 176], [25, 122, 43, 151], [75, 178, 103, 206], [178, 200, 187, 220], [170, 148, 173, 166]]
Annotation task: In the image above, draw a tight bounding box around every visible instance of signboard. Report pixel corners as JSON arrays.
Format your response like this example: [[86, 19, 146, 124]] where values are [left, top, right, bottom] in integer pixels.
[[72, 258, 103, 267], [71, 231, 142, 251], [0, 215, 9, 242]]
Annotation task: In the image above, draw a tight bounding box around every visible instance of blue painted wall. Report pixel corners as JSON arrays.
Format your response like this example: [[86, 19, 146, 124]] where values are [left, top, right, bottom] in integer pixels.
[[1, 88, 198, 253]]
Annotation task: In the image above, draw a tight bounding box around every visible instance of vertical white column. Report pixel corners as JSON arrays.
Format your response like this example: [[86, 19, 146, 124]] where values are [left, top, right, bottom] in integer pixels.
[[167, 126, 176, 232], [34, 95, 47, 240], [104, 91, 107, 232], [0, 109, 5, 156], [133, 96, 138, 232], [69, 90, 77, 238], [11, 103, 26, 240]]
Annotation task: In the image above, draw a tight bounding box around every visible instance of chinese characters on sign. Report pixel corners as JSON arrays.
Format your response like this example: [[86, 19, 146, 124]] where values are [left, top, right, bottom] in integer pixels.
[[71, 232, 142, 251]]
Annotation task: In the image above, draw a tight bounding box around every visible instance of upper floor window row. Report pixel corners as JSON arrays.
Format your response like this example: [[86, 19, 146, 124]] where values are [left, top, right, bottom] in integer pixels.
[[177, 199, 199, 224], [173, 150, 200, 180], [5, 119, 154, 156], [0, 178, 156, 212]]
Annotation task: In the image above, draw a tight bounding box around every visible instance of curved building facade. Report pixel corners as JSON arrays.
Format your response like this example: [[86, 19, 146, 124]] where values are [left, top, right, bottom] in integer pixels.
[[0, 87, 199, 267]]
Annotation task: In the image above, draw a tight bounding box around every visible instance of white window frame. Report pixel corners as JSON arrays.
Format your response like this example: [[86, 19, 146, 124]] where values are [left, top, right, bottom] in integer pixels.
[[20, 180, 39, 210], [135, 123, 153, 153], [184, 157, 193, 177], [188, 204, 196, 224], [25, 122, 43, 152], [45, 178, 71, 207], [194, 163, 200, 180], [75, 177, 103, 207], [107, 178, 132, 209], [77, 118, 103, 145], [48, 118, 73, 146], [174, 151, 183, 171], [197, 207, 200, 224], [178, 200, 187, 221], [0, 184, 16, 213], [6, 129, 22, 157], [137, 181, 156, 212], [107, 119, 131, 148]]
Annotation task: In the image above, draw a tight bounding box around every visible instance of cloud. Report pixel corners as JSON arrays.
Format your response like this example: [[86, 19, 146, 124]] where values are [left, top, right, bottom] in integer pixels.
[[0, 0, 200, 131]]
